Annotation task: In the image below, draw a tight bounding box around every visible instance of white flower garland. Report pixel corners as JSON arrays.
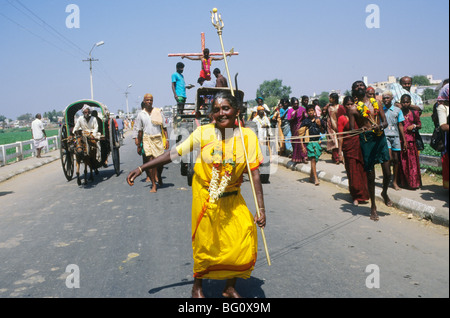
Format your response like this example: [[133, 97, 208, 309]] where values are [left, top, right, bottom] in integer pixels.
[[208, 133, 236, 204], [209, 166, 232, 203]]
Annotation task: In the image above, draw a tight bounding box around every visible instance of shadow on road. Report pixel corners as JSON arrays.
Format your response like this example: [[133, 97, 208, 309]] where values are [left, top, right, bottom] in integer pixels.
[[332, 192, 390, 219], [148, 276, 266, 298]]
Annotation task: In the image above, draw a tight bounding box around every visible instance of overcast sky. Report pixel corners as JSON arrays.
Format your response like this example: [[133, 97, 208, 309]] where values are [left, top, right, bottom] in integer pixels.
[[0, 0, 448, 119]]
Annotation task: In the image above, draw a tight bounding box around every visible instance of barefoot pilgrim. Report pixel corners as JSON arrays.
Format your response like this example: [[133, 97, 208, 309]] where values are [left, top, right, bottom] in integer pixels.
[[127, 91, 267, 298], [127, 9, 272, 298]]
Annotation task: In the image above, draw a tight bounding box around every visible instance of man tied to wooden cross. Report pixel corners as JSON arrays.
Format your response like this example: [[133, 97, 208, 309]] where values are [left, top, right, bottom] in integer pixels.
[[182, 48, 223, 82], [168, 33, 238, 84]]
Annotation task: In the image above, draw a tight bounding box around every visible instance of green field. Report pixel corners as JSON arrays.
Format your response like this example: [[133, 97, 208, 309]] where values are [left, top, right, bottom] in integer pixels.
[[420, 116, 434, 134], [0, 127, 60, 162], [0, 127, 59, 145]]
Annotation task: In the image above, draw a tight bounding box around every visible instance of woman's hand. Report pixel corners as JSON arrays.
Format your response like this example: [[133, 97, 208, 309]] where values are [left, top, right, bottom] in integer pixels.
[[127, 168, 142, 186], [254, 209, 266, 228], [402, 142, 408, 152]]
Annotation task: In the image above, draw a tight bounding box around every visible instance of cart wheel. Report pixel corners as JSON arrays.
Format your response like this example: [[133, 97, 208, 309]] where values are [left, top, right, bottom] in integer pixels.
[[59, 125, 74, 181], [109, 119, 121, 176]]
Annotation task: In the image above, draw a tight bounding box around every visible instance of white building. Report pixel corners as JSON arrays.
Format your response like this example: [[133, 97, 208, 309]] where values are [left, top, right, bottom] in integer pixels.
[[426, 75, 442, 85], [366, 75, 397, 93]]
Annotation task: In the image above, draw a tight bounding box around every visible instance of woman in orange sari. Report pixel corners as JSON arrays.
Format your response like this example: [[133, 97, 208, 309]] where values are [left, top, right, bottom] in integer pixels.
[[127, 91, 266, 298]]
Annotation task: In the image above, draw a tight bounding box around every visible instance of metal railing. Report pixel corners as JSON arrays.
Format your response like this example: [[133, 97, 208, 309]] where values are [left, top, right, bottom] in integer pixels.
[[0, 136, 59, 166]]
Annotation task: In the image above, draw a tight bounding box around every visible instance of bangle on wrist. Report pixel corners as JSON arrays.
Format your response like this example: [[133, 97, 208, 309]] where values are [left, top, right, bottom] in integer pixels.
[[138, 166, 143, 173]]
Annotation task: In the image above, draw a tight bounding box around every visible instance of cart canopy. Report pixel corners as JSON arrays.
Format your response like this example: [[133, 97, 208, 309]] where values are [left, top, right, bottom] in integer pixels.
[[63, 100, 109, 137]]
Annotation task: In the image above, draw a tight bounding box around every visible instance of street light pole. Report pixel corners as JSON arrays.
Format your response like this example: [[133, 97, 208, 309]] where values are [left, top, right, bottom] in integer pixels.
[[83, 41, 104, 100], [125, 84, 132, 118]]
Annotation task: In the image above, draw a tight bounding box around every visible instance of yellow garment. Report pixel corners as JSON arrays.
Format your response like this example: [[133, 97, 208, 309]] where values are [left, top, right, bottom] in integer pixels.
[[298, 126, 310, 143], [161, 126, 166, 146], [176, 124, 264, 280], [143, 133, 164, 158]]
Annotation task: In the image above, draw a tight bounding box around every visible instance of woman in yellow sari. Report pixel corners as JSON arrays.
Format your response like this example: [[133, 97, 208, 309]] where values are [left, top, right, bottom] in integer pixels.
[[127, 91, 266, 298]]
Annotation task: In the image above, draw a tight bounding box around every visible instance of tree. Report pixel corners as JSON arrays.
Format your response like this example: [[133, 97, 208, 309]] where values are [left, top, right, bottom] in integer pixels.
[[17, 113, 33, 121], [318, 91, 330, 107], [43, 109, 63, 122], [422, 88, 438, 101], [411, 75, 430, 86], [256, 79, 292, 109]]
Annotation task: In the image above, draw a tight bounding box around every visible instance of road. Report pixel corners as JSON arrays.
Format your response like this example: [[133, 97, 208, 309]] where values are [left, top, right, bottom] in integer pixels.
[[0, 134, 448, 298]]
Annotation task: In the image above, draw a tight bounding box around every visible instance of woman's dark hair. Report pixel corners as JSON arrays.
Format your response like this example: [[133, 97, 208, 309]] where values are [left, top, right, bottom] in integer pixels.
[[343, 96, 354, 105], [329, 92, 339, 103], [280, 98, 290, 106]]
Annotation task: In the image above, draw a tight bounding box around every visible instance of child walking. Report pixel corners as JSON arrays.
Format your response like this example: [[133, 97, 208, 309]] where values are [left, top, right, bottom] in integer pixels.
[[300, 105, 326, 185]]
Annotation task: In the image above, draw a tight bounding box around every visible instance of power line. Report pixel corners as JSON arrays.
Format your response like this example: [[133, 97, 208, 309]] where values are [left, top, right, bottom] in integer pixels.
[[6, 0, 88, 57], [2, 0, 126, 102], [0, 11, 79, 58]]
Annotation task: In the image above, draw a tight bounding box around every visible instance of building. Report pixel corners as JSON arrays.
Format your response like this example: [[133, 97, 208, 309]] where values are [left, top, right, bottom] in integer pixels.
[[426, 75, 442, 85], [367, 75, 397, 93]]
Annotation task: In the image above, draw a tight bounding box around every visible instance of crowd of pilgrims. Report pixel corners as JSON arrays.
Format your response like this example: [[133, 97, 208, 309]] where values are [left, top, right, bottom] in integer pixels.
[[249, 84, 448, 206]]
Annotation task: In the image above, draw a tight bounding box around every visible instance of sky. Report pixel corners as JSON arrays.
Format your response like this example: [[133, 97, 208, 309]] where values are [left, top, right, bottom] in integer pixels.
[[0, 0, 449, 120]]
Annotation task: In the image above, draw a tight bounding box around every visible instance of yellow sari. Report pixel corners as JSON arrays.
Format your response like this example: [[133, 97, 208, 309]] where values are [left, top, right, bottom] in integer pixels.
[[176, 124, 264, 280]]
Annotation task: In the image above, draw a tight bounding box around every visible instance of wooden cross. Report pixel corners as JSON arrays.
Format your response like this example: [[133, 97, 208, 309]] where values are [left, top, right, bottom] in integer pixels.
[[168, 32, 238, 58]]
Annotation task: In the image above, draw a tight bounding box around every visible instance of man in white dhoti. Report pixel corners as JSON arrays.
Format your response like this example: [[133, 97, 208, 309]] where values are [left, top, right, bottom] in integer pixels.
[[73, 105, 101, 165], [31, 113, 47, 158], [134, 94, 169, 193], [252, 106, 272, 145]]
